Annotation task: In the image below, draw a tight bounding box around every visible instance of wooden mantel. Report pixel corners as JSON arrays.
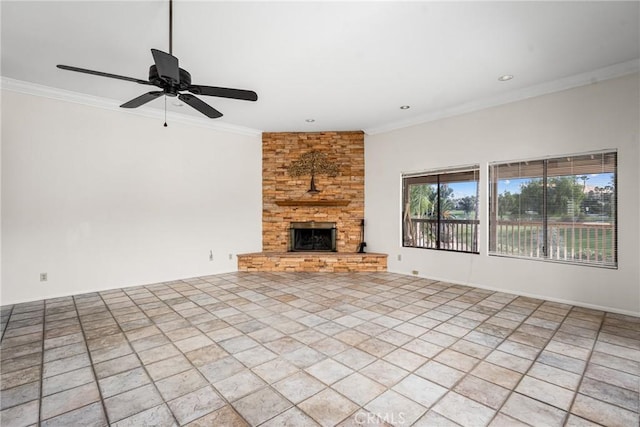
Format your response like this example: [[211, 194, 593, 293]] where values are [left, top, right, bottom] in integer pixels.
[[274, 200, 351, 207]]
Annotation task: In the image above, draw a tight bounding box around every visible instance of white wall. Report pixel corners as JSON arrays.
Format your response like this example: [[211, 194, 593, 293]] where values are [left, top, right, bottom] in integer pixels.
[[365, 74, 640, 315], [2, 90, 262, 304]]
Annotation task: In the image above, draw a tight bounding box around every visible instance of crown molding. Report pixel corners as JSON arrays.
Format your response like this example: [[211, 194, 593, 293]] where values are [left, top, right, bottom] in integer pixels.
[[4, 58, 638, 138], [0, 77, 263, 137], [363, 59, 640, 136]]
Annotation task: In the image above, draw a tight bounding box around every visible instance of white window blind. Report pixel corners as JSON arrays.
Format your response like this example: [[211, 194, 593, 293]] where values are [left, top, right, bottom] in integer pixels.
[[489, 151, 617, 268]]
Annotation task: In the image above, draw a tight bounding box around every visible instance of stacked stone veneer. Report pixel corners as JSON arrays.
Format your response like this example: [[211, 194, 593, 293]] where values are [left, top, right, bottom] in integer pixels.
[[237, 252, 387, 272], [262, 131, 365, 252], [238, 130, 387, 272]]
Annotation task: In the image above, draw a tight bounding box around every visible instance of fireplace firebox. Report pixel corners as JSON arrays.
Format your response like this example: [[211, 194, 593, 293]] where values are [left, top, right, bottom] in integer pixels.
[[290, 222, 337, 252]]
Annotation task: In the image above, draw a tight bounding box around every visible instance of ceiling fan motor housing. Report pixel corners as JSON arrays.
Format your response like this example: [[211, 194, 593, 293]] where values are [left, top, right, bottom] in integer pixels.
[[149, 65, 191, 96]]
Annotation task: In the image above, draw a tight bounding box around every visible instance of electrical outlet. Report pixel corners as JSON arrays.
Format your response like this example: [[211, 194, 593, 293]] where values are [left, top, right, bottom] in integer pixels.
[[412, 270, 419, 275], [40, 273, 48, 282], [228, 254, 233, 260], [397, 254, 402, 261], [209, 250, 213, 261]]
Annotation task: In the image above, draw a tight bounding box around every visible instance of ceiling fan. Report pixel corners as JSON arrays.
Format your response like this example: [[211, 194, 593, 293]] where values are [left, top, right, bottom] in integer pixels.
[[56, 0, 257, 120]]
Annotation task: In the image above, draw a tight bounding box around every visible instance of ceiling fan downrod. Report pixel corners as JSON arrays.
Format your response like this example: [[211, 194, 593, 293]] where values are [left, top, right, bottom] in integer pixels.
[[164, 0, 171, 128], [169, 0, 173, 55]]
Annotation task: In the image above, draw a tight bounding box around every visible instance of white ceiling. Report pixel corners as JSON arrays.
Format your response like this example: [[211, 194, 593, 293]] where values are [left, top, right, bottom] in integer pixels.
[[2, 1, 639, 134]]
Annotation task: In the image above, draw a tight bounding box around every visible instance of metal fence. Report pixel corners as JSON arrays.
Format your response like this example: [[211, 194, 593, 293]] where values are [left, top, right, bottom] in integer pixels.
[[406, 218, 479, 253], [404, 219, 614, 263], [493, 220, 615, 264]]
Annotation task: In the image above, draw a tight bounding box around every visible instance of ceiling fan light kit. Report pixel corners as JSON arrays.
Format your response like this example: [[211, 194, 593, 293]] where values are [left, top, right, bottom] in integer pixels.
[[56, 0, 257, 122]]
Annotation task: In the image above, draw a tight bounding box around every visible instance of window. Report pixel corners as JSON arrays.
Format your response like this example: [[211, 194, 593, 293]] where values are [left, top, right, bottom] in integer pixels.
[[403, 166, 479, 253], [489, 151, 617, 268]]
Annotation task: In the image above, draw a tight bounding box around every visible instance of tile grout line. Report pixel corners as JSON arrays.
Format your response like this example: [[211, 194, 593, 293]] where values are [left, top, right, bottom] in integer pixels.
[[560, 310, 606, 426], [139, 276, 302, 424], [320, 277, 502, 424], [390, 287, 586, 426], [278, 274, 397, 426], [213, 275, 338, 422], [98, 287, 184, 426], [0, 305, 15, 342], [483, 298, 574, 427], [211, 273, 385, 425], [175, 277, 322, 425], [38, 303, 46, 426], [314, 280, 501, 426], [138, 279, 253, 425], [390, 280, 504, 423], [70, 294, 112, 426], [373, 283, 476, 426], [167, 280, 260, 425], [404, 285, 524, 426]]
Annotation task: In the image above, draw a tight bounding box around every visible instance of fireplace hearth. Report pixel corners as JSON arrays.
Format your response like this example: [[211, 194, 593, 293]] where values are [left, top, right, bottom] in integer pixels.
[[290, 222, 337, 252]]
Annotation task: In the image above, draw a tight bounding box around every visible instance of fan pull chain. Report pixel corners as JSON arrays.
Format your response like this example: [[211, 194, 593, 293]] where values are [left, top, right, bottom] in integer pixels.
[[164, 96, 168, 127]]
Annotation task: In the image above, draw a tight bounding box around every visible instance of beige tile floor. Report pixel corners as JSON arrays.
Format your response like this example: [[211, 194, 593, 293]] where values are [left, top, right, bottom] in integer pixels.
[[1, 272, 638, 426]]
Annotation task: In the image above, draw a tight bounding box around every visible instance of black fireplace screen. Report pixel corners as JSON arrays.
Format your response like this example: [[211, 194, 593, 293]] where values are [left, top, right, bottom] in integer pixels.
[[290, 222, 337, 252]]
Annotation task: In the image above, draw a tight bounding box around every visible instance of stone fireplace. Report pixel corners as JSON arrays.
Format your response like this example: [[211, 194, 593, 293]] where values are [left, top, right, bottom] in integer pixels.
[[237, 131, 387, 272], [261, 131, 365, 252]]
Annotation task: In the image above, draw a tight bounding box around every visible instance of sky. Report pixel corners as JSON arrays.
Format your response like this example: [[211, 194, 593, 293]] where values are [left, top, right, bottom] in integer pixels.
[[444, 172, 615, 199], [450, 181, 478, 199], [498, 173, 614, 194]]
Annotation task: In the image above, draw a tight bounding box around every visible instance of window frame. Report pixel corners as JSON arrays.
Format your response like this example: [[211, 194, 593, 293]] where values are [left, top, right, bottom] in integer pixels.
[[402, 165, 480, 254], [488, 150, 618, 269]]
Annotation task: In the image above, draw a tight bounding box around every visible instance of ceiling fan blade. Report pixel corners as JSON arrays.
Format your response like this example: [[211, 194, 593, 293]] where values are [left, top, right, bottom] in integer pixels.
[[188, 85, 258, 101], [57, 65, 152, 85], [120, 91, 164, 108], [151, 49, 179, 84], [178, 93, 222, 118]]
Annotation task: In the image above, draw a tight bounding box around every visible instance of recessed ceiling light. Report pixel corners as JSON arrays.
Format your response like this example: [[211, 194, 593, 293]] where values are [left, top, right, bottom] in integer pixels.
[[498, 75, 514, 82], [400, 105, 410, 110], [305, 119, 315, 123]]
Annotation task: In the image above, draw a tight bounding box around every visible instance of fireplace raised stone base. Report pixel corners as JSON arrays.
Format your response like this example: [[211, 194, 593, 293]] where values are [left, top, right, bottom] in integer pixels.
[[237, 252, 387, 272]]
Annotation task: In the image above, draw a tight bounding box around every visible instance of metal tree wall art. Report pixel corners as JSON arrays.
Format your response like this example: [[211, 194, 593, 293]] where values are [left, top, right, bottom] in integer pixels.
[[288, 151, 339, 194]]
